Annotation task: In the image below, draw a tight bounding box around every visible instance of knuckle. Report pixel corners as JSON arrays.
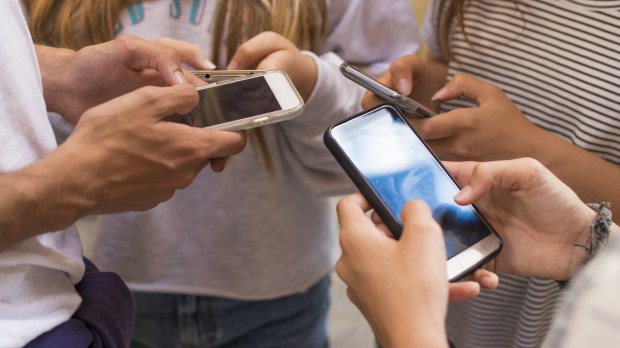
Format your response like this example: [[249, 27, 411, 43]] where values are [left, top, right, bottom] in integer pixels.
[[453, 144, 475, 159], [521, 157, 545, 173], [135, 86, 160, 104]]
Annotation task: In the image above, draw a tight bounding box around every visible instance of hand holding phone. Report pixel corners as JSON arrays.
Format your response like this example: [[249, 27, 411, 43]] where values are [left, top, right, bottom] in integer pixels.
[[324, 104, 502, 280], [340, 62, 435, 119], [168, 70, 304, 131]]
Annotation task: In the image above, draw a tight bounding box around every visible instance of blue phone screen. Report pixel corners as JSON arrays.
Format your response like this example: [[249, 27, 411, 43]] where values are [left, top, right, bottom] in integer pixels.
[[332, 107, 492, 258]]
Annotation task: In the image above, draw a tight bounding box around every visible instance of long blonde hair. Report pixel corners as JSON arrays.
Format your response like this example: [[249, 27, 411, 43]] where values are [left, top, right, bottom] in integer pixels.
[[25, 0, 328, 172]]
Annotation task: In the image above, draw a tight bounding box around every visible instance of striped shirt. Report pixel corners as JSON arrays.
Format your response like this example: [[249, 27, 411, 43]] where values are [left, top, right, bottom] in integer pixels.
[[422, 1, 620, 347]]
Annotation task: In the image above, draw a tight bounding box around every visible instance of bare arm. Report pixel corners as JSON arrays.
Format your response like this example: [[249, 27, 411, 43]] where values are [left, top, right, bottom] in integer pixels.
[[528, 131, 620, 222], [0, 38, 246, 250], [428, 75, 620, 222]]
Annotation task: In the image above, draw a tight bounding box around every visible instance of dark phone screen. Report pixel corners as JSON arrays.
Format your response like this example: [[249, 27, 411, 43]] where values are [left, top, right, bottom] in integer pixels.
[[169, 76, 282, 127], [331, 107, 492, 258]]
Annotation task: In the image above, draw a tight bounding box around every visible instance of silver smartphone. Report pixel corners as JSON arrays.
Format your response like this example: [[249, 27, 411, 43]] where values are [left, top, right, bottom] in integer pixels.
[[191, 70, 261, 83], [324, 104, 502, 281], [340, 62, 435, 119], [168, 70, 304, 131]]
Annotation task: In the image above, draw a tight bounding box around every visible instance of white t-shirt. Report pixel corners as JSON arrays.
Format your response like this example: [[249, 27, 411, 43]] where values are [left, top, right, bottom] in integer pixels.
[[0, 1, 84, 347]]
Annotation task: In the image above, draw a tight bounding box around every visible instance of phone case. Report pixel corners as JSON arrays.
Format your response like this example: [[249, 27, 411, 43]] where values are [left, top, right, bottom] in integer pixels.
[[197, 70, 305, 132], [324, 105, 406, 237], [191, 70, 265, 83], [324, 104, 502, 281], [339, 62, 436, 119]]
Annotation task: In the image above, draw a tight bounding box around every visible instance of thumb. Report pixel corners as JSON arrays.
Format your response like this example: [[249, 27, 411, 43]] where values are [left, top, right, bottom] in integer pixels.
[[400, 200, 447, 260], [453, 158, 548, 206]]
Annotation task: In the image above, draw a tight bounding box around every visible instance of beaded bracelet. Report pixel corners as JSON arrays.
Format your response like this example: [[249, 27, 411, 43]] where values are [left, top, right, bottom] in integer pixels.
[[556, 202, 613, 289]]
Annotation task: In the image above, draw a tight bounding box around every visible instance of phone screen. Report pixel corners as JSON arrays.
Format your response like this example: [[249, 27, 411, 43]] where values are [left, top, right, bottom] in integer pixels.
[[170, 76, 282, 127], [330, 107, 493, 258]]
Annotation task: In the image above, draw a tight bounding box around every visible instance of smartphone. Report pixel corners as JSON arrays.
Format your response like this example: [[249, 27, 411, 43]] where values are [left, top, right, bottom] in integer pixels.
[[340, 62, 435, 119], [324, 104, 502, 280], [191, 70, 261, 83], [168, 70, 304, 131]]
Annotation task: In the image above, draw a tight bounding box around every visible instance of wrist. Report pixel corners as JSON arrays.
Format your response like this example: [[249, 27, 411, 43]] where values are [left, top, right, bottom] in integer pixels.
[[561, 207, 596, 280], [375, 303, 448, 348], [559, 202, 614, 287], [380, 320, 448, 348], [298, 52, 318, 101], [36, 45, 77, 116], [0, 145, 96, 249]]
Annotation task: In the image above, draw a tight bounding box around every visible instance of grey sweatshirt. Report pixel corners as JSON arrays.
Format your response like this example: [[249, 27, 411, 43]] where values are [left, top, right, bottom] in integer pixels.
[[91, 0, 421, 299]]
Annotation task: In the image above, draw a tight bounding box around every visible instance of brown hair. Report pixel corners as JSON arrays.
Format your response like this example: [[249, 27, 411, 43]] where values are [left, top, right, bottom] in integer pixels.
[[435, 0, 468, 59], [25, 0, 328, 173]]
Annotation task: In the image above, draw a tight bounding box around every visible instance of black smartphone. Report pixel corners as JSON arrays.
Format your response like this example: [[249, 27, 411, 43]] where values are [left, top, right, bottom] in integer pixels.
[[340, 62, 435, 119], [324, 104, 502, 280]]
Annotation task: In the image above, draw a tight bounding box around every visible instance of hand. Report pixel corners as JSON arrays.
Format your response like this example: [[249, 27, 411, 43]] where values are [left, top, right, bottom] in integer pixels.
[[152, 37, 216, 70], [38, 35, 205, 124], [361, 54, 446, 112], [446, 158, 595, 280], [47, 83, 247, 216], [227, 31, 317, 100], [336, 193, 451, 348], [410, 74, 546, 161]]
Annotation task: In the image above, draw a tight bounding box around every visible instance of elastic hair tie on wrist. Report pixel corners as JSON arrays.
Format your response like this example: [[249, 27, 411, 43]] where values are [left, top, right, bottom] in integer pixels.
[[556, 202, 613, 290]]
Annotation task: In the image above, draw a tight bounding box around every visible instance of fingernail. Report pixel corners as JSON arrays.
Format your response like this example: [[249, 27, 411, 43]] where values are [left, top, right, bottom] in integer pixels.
[[481, 276, 495, 289], [397, 79, 411, 95], [203, 59, 216, 70], [454, 185, 471, 202], [431, 86, 449, 101], [174, 70, 187, 84]]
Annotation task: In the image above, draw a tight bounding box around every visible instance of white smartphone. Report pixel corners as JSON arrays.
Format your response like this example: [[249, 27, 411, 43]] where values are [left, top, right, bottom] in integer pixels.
[[168, 70, 304, 131], [324, 104, 502, 281], [191, 70, 261, 83], [340, 62, 435, 119]]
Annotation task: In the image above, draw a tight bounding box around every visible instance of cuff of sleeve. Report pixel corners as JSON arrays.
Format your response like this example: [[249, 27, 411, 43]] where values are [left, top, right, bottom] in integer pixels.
[[289, 51, 362, 132]]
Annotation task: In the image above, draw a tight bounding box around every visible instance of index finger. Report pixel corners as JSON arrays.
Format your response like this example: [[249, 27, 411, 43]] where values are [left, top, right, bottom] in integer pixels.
[[152, 37, 216, 70], [388, 54, 421, 95], [442, 161, 479, 186], [227, 32, 293, 69], [115, 35, 187, 86]]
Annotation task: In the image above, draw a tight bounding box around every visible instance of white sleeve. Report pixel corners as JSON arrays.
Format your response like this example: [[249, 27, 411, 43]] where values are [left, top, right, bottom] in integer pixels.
[[278, 0, 421, 196]]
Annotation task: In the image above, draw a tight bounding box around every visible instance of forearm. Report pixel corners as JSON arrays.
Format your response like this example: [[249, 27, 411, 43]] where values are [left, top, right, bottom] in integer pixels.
[[528, 130, 620, 222], [0, 144, 95, 250], [381, 324, 448, 348], [35, 45, 77, 119]]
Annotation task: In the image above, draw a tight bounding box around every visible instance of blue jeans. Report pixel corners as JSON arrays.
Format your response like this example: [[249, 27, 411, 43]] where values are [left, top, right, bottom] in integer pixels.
[[131, 276, 330, 348]]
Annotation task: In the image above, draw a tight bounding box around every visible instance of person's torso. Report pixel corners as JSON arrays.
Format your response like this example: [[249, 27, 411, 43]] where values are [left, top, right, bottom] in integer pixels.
[[0, 1, 84, 346], [422, 1, 620, 347], [93, 0, 421, 299], [424, 0, 620, 164]]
